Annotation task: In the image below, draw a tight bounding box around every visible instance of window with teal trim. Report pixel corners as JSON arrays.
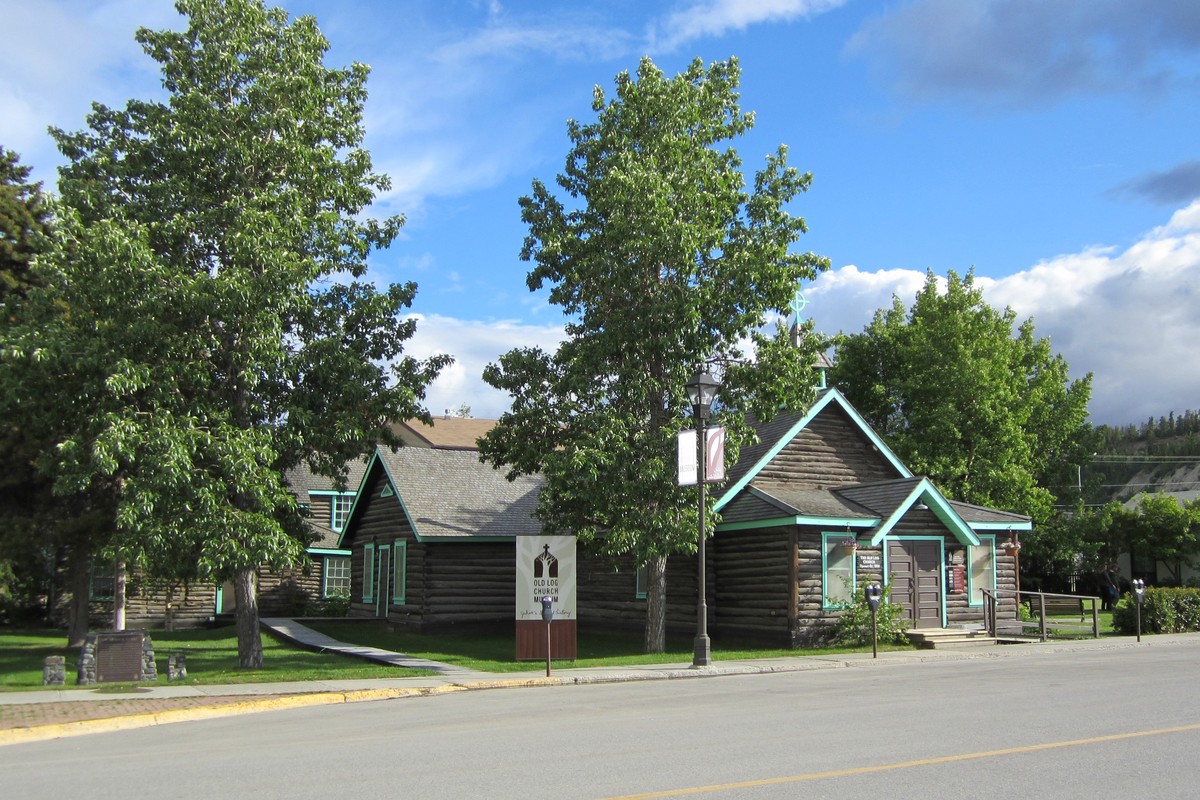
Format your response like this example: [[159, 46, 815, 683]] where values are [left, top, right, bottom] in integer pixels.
[[635, 564, 648, 599], [968, 535, 996, 606], [822, 533, 856, 608], [330, 494, 354, 532], [362, 544, 375, 603], [323, 556, 350, 597], [392, 541, 407, 604]]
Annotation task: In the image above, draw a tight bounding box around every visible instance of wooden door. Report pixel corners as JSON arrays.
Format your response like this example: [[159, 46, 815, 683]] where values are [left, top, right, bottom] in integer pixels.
[[888, 540, 943, 628]]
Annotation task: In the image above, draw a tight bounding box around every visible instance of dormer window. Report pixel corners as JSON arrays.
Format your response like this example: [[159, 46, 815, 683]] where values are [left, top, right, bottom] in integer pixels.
[[331, 494, 353, 532]]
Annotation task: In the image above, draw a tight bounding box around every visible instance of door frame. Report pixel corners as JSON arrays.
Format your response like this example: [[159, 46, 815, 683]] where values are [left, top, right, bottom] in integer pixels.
[[884, 536, 946, 628]]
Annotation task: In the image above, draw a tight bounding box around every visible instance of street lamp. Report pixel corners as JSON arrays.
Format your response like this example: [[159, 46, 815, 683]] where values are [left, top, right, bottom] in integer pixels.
[[685, 369, 720, 668]]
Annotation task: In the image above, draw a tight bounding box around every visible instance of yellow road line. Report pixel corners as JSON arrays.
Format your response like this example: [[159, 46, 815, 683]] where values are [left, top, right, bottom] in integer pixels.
[[599, 723, 1200, 800]]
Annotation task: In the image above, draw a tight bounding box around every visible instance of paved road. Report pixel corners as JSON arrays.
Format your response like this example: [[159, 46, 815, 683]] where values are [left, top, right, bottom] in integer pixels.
[[2, 639, 1197, 799]]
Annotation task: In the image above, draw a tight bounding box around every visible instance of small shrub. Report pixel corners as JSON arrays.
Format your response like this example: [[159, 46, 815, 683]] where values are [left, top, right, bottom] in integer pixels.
[[303, 592, 350, 618], [832, 582, 909, 647], [1111, 586, 1200, 635]]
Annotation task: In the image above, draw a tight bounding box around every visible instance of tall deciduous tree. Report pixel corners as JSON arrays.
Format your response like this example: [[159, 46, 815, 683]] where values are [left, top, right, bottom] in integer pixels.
[[830, 269, 1092, 521], [7, 0, 447, 666], [480, 57, 828, 653]]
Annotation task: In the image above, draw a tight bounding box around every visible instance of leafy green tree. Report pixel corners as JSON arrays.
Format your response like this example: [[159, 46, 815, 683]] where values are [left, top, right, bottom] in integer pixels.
[[0, 147, 51, 302], [1129, 493, 1200, 584], [5, 0, 447, 666], [831, 269, 1092, 522], [0, 149, 98, 637], [1030, 495, 1200, 592], [480, 57, 828, 652]]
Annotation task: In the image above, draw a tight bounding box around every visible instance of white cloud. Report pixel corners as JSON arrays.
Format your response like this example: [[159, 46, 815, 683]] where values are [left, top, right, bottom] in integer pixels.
[[403, 314, 566, 419], [0, 1, 176, 171], [651, 0, 847, 51], [401, 196, 1200, 427], [805, 202, 1200, 426]]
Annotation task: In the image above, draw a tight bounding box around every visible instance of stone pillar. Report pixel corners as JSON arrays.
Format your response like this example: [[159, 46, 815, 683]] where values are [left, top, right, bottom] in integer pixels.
[[167, 653, 187, 680], [141, 634, 158, 682], [77, 633, 97, 685], [42, 655, 66, 686]]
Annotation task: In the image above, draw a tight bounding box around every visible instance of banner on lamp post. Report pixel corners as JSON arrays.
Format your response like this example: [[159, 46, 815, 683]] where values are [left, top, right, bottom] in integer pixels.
[[677, 427, 726, 486]]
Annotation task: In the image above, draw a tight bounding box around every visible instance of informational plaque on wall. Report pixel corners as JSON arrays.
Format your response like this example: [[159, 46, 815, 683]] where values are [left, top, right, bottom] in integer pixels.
[[858, 551, 882, 573]]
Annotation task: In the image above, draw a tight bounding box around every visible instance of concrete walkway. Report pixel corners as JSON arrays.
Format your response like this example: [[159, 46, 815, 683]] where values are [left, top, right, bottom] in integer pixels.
[[2, 623, 1191, 747], [260, 617, 484, 677]]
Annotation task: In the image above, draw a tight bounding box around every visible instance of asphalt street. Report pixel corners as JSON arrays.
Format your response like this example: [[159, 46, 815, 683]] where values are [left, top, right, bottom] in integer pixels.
[[2, 636, 1197, 799]]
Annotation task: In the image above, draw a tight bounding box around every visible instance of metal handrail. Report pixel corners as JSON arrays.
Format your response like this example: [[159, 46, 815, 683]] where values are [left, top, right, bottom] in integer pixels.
[[981, 588, 1101, 641]]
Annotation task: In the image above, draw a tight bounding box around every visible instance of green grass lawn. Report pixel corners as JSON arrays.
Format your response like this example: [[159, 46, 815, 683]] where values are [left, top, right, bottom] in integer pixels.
[[1, 620, 917, 690], [0, 627, 436, 692], [1030, 610, 1117, 638], [303, 621, 913, 673]]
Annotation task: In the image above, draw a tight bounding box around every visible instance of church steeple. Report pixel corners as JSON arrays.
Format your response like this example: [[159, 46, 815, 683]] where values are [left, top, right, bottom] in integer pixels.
[[789, 286, 828, 389]]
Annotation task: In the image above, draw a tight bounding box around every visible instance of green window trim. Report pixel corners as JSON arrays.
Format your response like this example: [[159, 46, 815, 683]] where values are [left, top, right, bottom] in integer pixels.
[[821, 532, 857, 609], [330, 493, 354, 532], [392, 540, 407, 604], [967, 534, 997, 607], [322, 555, 351, 598], [634, 564, 648, 600], [362, 544, 376, 603]]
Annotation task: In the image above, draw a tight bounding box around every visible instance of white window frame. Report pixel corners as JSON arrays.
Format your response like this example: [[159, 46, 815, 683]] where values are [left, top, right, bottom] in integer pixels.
[[322, 555, 351, 597], [330, 493, 354, 532]]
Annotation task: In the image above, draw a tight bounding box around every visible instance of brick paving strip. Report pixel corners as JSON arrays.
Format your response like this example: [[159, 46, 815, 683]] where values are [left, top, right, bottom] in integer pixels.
[[0, 696, 279, 731]]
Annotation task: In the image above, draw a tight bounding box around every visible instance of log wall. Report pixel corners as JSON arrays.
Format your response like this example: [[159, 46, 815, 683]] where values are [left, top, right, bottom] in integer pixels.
[[755, 406, 900, 487]]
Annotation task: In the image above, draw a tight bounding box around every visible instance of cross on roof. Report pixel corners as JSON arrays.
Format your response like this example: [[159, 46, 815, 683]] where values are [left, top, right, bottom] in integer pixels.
[[790, 288, 809, 322]]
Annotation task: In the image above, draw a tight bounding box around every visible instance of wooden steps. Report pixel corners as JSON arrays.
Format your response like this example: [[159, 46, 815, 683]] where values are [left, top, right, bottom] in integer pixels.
[[906, 626, 999, 649]]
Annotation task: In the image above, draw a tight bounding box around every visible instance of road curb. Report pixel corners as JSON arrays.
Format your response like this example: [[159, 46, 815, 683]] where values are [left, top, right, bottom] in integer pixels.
[[0, 680, 567, 746]]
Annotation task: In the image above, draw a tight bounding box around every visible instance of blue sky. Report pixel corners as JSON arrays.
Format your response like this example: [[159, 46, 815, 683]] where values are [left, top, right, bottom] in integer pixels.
[[3, 0, 1199, 425]]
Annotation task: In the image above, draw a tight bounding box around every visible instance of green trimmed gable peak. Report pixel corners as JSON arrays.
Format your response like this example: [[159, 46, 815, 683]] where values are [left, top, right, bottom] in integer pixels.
[[717, 389, 910, 511], [714, 388, 1031, 540]]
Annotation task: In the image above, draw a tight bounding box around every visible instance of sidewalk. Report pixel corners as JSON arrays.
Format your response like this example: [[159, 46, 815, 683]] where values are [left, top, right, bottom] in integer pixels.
[[2, 621, 1187, 746]]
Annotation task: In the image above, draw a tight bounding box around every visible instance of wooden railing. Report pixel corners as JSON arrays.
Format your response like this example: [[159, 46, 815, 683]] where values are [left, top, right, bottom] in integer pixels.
[[981, 589, 1101, 641]]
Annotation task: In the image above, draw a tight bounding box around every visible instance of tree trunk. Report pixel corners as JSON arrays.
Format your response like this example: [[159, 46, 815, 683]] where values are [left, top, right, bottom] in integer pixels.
[[66, 547, 91, 648], [112, 559, 126, 631], [643, 554, 668, 653], [234, 566, 263, 669]]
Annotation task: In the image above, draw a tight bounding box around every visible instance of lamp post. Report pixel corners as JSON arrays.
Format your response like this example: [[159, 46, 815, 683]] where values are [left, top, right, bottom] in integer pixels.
[[685, 369, 720, 668]]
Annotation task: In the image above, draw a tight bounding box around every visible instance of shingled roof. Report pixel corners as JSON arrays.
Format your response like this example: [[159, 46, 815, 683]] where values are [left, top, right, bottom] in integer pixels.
[[284, 458, 370, 497], [366, 447, 543, 541], [390, 417, 498, 451]]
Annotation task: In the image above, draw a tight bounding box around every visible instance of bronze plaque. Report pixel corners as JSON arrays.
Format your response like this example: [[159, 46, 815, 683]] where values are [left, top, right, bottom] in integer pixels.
[[95, 631, 146, 682]]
